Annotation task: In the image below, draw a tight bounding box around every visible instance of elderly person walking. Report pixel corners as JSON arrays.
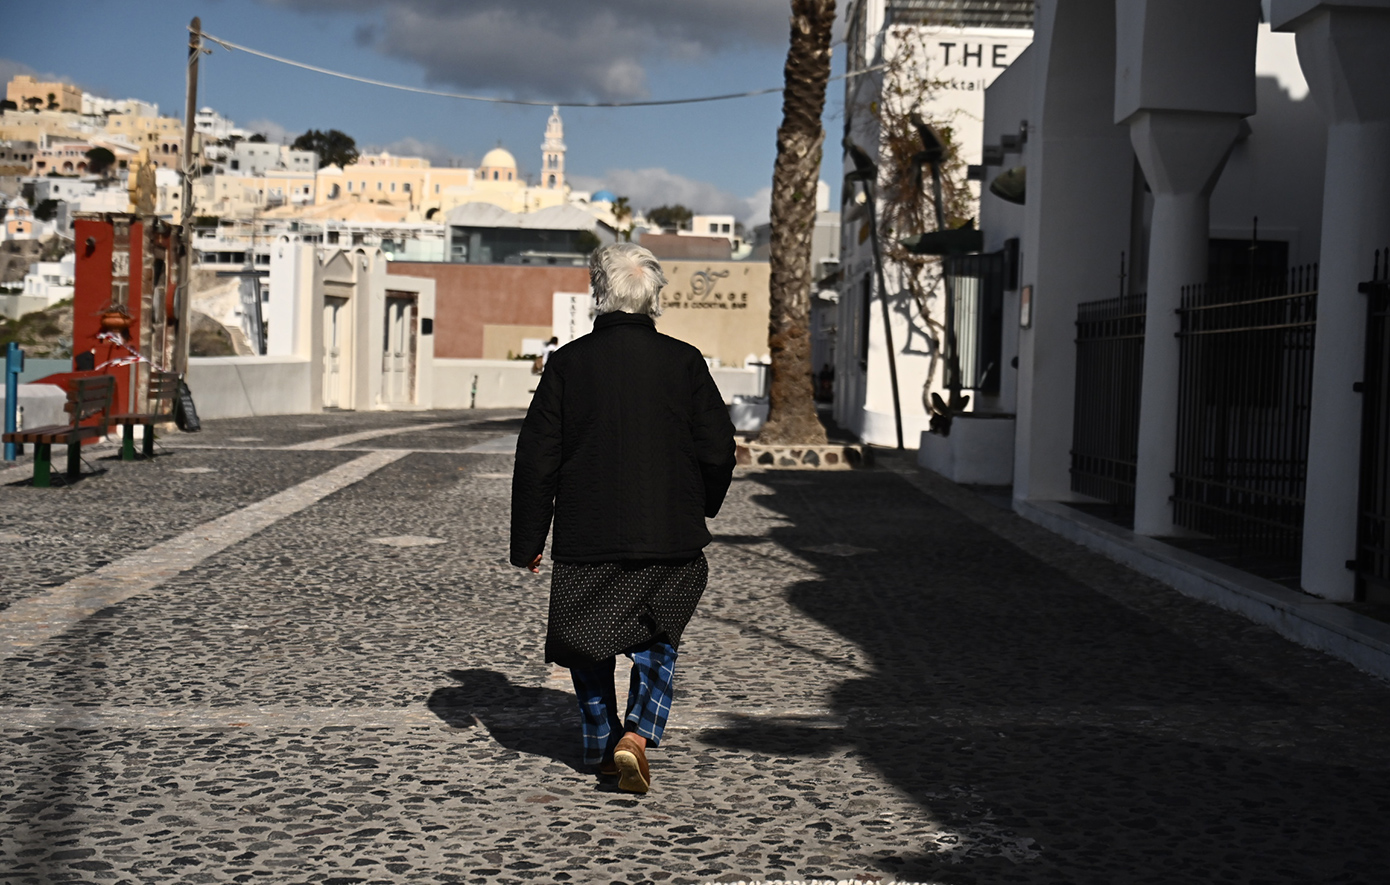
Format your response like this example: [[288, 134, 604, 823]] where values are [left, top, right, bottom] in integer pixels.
[[510, 243, 736, 794]]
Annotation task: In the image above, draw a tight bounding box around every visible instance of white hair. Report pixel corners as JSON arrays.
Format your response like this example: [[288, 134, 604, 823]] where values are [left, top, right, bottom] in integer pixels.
[[590, 243, 666, 318]]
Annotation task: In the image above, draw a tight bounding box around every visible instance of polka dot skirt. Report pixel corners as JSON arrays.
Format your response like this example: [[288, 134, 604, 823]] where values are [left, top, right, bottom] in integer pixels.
[[545, 555, 708, 669]]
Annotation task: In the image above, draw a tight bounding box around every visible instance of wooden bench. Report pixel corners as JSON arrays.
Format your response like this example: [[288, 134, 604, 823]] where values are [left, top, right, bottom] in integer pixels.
[[112, 371, 180, 460], [1, 374, 115, 487]]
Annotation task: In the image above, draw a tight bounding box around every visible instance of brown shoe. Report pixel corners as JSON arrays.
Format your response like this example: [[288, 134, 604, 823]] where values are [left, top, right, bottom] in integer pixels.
[[612, 734, 650, 794]]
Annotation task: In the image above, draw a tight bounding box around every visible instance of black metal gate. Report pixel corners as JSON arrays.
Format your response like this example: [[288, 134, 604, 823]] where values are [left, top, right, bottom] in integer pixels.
[[1172, 266, 1318, 554], [1355, 250, 1390, 601], [1071, 293, 1146, 511]]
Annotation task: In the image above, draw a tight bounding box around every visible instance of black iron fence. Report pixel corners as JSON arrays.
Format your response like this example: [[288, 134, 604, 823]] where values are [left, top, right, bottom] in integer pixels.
[[1071, 293, 1146, 511], [1355, 250, 1390, 600], [1172, 266, 1318, 554]]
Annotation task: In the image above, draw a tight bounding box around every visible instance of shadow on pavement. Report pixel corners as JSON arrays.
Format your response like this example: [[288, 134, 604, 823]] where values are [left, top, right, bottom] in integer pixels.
[[701, 470, 1390, 884], [427, 668, 587, 772]]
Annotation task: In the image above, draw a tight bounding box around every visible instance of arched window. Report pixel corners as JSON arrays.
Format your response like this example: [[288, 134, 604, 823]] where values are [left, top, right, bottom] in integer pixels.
[[507, 172, 512, 181], [329, 183, 341, 199], [493, 171, 499, 181], [547, 174, 556, 188]]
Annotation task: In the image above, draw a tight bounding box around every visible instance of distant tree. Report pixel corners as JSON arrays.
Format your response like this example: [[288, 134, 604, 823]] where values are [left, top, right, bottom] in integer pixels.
[[292, 129, 358, 169], [33, 199, 60, 222], [611, 196, 633, 242], [248, 133, 267, 143], [0, 99, 16, 112], [46, 92, 58, 110], [574, 229, 601, 254], [646, 204, 693, 232], [85, 147, 116, 177], [23, 97, 42, 112]]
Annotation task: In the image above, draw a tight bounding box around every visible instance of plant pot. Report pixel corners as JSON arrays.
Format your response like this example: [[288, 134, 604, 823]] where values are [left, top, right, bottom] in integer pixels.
[[99, 311, 131, 334]]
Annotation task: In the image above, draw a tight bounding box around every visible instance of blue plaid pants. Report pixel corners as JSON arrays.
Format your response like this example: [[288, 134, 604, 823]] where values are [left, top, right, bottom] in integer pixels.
[[568, 640, 678, 767]]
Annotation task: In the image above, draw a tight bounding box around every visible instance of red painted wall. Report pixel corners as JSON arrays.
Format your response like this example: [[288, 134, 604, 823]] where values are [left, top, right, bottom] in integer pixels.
[[72, 216, 142, 413], [388, 263, 589, 358]]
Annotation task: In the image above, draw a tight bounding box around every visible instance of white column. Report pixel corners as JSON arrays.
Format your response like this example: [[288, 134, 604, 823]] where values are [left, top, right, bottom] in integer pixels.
[[1128, 111, 1244, 536], [1010, 0, 1135, 504], [1273, 3, 1390, 599]]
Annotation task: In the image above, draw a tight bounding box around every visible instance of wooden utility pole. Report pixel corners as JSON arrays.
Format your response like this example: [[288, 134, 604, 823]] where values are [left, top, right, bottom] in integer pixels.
[[760, 0, 835, 446], [174, 16, 201, 376]]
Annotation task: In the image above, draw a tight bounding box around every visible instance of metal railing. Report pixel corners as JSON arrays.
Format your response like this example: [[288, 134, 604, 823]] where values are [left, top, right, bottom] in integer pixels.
[[886, 0, 1035, 28], [1172, 266, 1318, 554], [1071, 293, 1146, 511], [1355, 249, 1390, 600]]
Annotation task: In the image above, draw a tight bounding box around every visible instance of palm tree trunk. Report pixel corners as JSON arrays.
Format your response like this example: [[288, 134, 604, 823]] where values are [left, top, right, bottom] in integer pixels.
[[759, 0, 835, 446]]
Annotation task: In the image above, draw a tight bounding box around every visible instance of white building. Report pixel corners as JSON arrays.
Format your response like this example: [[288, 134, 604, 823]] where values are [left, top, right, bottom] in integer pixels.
[[0, 256, 72, 320], [882, 0, 1389, 612], [226, 142, 317, 177], [22, 255, 74, 302], [82, 94, 158, 118], [835, 0, 1035, 449], [193, 106, 248, 142], [185, 240, 437, 413]]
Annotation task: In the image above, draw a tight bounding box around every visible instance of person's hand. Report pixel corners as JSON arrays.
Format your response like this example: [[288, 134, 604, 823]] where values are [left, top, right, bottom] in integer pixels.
[[529, 554, 542, 574]]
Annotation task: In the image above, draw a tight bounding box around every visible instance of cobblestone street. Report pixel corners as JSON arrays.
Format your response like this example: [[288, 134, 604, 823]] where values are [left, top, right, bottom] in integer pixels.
[[2, 410, 1389, 884]]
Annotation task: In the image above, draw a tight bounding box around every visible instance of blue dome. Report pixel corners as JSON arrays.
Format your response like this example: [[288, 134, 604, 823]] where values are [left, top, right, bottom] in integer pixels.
[[591, 189, 617, 203]]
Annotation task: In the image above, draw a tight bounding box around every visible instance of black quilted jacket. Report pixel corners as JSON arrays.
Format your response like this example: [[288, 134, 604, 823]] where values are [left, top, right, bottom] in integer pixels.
[[509, 311, 737, 566]]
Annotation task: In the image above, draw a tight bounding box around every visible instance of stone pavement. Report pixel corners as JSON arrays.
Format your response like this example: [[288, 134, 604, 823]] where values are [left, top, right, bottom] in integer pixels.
[[1, 409, 1389, 885]]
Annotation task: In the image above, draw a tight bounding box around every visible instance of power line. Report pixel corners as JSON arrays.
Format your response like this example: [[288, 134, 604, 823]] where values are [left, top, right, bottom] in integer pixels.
[[199, 30, 881, 109]]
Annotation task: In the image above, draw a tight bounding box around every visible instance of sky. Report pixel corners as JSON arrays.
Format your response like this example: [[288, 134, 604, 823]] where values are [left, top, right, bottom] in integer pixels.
[[1, 0, 852, 225]]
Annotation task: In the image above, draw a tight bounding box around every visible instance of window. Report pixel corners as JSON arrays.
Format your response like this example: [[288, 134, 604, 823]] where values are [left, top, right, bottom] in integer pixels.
[[231, 160, 239, 170], [347, 181, 352, 192], [493, 171, 498, 181], [390, 182, 396, 192], [434, 184, 440, 194], [722, 224, 731, 233], [709, 223, 718, 233], [377, 181, 383, 191], [403, 182, 411, 193]]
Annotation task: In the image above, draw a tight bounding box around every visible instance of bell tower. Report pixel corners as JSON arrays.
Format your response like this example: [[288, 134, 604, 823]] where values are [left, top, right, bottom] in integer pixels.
[[541, 105, 566, 190]]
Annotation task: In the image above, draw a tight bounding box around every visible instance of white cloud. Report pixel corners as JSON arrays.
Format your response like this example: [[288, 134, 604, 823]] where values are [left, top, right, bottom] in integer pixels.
[[743, 186, 773, 228], [570, 168, 768, 225], [364, 136, 477, 169], [0, 58, 82, 93], [257, 0, 793, 101], [244, 119, 293, 145]]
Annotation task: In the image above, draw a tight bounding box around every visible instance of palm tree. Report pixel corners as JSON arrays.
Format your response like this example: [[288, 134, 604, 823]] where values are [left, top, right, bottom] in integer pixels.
[[758, 0, 835, 446], [611, 196, 633, 242]]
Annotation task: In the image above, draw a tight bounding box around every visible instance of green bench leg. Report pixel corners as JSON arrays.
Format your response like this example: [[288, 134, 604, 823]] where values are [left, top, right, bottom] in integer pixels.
[[32, 443, 51, 487], [142, 424, 155, 458], [67, 440, 81, 479], [122, 425, 136, 461]]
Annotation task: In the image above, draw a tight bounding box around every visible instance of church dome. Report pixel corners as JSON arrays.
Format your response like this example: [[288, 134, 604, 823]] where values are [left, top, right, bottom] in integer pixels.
[[480, 147, 517, 169], [591, 189, 617, 204]]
